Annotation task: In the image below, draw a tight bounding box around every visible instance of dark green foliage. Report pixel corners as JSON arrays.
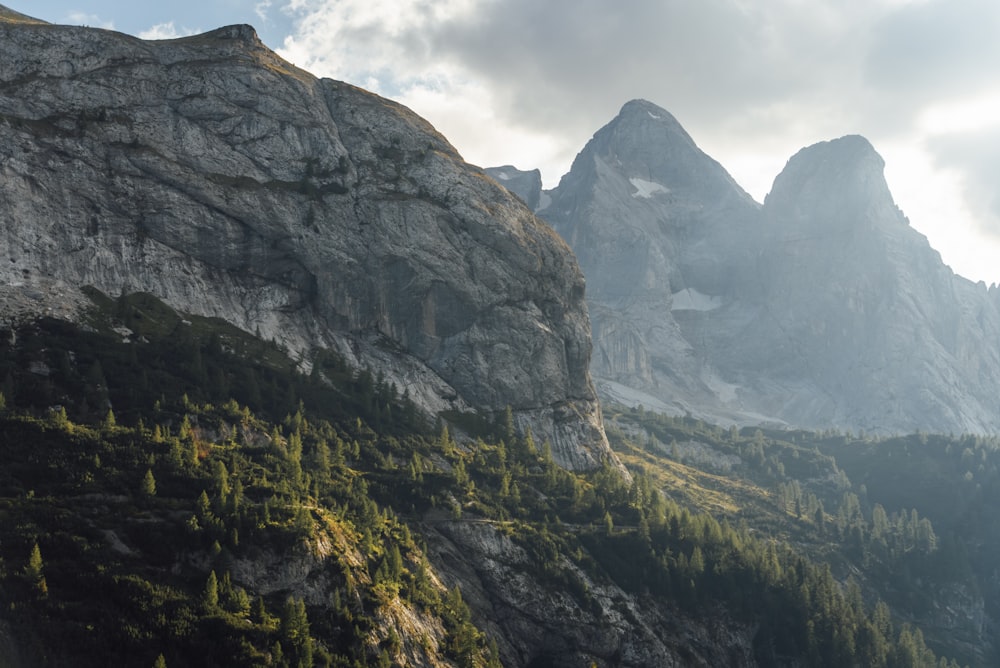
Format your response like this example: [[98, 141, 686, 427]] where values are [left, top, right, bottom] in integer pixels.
[[0, 292, 971, 667]]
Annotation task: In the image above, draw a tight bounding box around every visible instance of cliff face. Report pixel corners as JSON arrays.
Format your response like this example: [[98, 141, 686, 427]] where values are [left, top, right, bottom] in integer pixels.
[[424, 520, 755, 667], [0, 16, 610, 468]]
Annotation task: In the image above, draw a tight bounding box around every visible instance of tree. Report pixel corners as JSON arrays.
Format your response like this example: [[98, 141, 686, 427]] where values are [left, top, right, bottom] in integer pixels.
[[141, 468, 157, 498], [25, 542, 47, 596], [153, 654, 167, 668], [280, 595, 313, 667], [102, 407, 117, 431], [204, 570, 219, 609]]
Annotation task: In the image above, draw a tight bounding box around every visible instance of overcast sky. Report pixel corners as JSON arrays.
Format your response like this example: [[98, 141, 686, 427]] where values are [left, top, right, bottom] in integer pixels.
[[23, 0, 1000, 285]]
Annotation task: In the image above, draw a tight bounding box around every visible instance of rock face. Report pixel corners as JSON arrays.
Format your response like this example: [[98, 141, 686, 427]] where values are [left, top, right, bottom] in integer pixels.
[[749, 136, 1000, 433], [534, 99, 1000, 434], [424, 520, 755, 667], [0, 13, 611, 469], [483, 165, 542, 211], [539, 100, 767, 425]]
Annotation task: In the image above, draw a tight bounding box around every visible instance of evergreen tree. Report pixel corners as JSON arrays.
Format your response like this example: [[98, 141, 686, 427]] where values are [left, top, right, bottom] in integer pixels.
[[141, 468, 157, 498], [204, 570, 219, 609], [280, 596, 313, 667], [25, 542, 47, 596]]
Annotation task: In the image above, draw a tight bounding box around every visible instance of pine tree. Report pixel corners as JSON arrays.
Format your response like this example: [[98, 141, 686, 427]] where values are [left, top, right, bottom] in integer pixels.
[[25, 542, 47, 595], [102, 407, 117, 431], [141, 468, 157, 498], [280, 596, 313, 667], [204, 570, 219, 609]]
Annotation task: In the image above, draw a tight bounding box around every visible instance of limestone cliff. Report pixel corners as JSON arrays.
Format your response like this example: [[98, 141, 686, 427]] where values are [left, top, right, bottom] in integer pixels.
[[0, 13, 610, 469]]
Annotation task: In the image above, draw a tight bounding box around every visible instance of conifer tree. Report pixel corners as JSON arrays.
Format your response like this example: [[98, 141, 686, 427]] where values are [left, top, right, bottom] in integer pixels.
[[203, 570, 219, 609], [102, 407, 117, 431], [141, 468, 157, 498], [25, 542, 46, 595]]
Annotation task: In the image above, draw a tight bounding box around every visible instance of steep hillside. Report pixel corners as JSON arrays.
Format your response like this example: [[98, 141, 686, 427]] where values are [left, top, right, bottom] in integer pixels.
[[0, 8, 608, 470]]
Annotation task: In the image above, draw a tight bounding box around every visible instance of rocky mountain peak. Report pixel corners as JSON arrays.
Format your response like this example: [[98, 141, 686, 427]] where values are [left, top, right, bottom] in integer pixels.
[[613, 99, 693, 144], [195, 24, 263, 45], [550, 99, 757, 223], [484, 165, 542, 211], [764, 135, 899, 231]]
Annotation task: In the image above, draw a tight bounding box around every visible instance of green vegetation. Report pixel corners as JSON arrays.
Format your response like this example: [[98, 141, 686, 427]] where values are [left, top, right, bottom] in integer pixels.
[[0, 291, 978, 666]]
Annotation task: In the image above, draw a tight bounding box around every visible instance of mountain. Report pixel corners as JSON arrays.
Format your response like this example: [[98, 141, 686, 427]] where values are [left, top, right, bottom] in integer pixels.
[[533, 99, 1000, 435], [482, 166, 542, 211], [0, 11, 611, 470], [538, 100, 767, 424]]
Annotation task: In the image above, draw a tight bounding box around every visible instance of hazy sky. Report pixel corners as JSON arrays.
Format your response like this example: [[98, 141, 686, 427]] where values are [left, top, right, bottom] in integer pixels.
[[22, 0, 1000, 285]]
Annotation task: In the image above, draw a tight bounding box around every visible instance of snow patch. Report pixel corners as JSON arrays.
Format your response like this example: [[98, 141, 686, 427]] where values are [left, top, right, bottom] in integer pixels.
[[647, 111, 661, 119], [495, 171, 510, 181], [629, 177, 668, 199], [671, 288, 723, 312]]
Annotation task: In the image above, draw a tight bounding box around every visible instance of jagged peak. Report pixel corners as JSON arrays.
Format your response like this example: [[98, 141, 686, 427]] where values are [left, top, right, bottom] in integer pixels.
[[607, 99, 695, 147], [764, 134, 898, 228], [616, 99, 684, 128], [551, 98, 751, 206], [783, 134, 884, 173]]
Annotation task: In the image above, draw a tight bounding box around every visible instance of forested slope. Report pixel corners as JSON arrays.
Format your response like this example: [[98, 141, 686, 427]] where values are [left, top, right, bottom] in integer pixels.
[[0, 292, 969, 666]]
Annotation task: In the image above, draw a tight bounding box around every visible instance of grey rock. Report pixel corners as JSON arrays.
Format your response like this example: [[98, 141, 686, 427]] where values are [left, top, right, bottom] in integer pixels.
[[540, 100, 764, 425], [424, 519, 755, 667], [484, 165, 542, 211], [0, 15, 613, 469]]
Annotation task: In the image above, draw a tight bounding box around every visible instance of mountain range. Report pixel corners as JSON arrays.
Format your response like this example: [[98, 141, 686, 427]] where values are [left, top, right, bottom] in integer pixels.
[[492, 99, 1000, 436], [1, 5, 997, 666]]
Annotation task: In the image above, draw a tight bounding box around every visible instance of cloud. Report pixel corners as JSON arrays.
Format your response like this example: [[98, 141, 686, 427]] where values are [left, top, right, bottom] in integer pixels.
[[929, 129, 1000, 234], [866, 0, 1000, 96], [277, 0, 894, 181], [66, 12, 114, 30], [275, 0, 1000, 281], [138, 21, 200, 40], [255, 1, 274, 23]]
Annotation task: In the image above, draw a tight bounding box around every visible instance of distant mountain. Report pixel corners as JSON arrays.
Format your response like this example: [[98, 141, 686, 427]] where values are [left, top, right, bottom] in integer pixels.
[[483, 165, 542, 211], [0, 11, 612, 470], [523, 99, 1000, 434]]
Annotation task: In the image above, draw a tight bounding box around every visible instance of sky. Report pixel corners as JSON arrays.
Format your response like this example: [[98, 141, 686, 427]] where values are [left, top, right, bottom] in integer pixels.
[[20, 0, 1000, 286]]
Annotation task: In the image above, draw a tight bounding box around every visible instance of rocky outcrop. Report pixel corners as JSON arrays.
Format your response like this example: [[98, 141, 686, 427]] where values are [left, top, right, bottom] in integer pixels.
[[0, 12, 612, 468], [424, 520, 755, 667], [534, 100, 1000, 435], [483, 165, 542, 211]]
